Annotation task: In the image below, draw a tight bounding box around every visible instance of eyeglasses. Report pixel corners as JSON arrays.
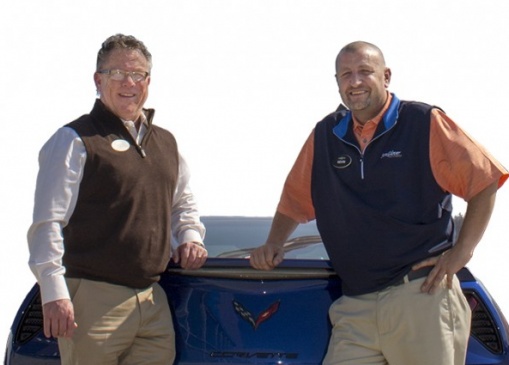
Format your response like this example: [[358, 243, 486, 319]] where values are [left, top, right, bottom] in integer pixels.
[[97, 69, 150, 83]]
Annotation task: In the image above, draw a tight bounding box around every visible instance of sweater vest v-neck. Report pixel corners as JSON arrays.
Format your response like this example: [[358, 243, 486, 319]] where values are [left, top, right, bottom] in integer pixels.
[[63, 100, 179, 289]]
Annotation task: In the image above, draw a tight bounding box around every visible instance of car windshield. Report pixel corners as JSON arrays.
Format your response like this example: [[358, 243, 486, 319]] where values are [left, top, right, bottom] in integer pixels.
[[200, 216, 329, 260]]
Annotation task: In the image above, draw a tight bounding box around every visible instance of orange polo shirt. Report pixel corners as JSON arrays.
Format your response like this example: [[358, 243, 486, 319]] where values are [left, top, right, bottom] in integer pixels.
[[277, 94, 508, 223]]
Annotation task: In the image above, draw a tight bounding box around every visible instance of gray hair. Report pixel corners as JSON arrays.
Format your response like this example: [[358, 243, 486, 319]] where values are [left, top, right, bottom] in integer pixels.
[[96, 34, 152, 71]]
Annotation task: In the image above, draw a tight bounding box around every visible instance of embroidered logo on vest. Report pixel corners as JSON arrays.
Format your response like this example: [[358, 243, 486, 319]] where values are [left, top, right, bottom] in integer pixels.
[[380, 150, 402, 159]]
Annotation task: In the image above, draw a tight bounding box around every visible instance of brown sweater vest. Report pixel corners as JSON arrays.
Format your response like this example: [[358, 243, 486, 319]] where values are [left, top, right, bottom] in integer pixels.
[[63, 100, 179, 288]]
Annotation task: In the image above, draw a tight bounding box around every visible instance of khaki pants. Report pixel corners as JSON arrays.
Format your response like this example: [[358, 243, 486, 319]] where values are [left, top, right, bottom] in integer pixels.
[[58, 278, 175, 365], [323, 276, 471, 365]]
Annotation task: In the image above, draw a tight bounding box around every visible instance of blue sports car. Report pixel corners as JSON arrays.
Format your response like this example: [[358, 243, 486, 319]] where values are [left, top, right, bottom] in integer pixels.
[[5, 216, 509, 364]]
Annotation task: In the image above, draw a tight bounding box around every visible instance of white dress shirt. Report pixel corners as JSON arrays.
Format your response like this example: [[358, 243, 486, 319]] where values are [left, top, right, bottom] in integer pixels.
[[28, 119, 205, 305]]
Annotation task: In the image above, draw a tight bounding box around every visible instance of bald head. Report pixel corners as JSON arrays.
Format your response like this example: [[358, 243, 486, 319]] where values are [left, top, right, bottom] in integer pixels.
[[335, 41, 386, 73]]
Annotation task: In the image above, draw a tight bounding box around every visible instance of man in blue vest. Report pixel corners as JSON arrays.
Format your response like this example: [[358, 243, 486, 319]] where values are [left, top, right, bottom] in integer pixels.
[[250, 41, 508, 365]]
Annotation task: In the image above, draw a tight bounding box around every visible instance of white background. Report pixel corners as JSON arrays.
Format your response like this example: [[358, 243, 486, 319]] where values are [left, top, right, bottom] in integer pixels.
[[1, 0, 508, 351]]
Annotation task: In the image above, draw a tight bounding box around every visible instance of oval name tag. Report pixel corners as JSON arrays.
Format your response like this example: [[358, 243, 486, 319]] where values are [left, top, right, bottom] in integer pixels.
[[111, 139, 130, 152], [332, 155, 352, 169]]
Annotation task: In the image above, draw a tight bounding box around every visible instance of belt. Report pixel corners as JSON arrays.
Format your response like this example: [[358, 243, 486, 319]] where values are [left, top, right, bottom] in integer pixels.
[[394, 266, 433, 286]]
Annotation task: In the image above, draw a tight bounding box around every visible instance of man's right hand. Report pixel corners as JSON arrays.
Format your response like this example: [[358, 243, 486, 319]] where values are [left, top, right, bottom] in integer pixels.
[[250, 212, 300, 270], [42, 299, 77, 338], [249, 244, 285, 270]]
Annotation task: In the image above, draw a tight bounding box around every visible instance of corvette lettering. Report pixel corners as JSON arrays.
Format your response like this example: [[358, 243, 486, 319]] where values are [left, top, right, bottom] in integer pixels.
[[210, 351, 298, 359]]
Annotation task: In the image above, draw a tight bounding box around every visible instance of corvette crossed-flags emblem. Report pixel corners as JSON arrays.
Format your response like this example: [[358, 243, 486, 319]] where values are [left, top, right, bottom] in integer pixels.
[[232, 300, 281, 330]]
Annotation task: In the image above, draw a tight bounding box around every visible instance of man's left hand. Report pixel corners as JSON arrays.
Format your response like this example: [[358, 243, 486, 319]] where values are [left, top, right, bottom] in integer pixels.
[[172, 242, 208, 269], [412, 246, 473, 294]]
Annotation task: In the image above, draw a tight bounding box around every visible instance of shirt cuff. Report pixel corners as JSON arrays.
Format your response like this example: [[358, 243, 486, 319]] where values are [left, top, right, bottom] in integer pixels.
[[177, 229, 205, 247], [38, 274, 70, 305]]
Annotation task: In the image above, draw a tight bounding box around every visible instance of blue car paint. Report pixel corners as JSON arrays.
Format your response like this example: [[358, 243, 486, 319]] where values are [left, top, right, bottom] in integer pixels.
[[161, 260, 341, 364], [5, 266, 509, 365], [5, 217, 509, 364]]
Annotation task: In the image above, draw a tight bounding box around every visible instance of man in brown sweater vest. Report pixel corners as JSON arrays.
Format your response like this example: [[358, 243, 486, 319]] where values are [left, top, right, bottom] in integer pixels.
[[28, 34, 207, 364]]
